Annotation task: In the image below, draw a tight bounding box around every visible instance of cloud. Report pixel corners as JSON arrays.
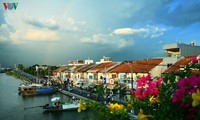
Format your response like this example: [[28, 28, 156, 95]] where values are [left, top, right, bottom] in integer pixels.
[[113, 25, 167, 38], [62, 17, 86, 32], [145, 25, 167, 38], [151, 33, 163, 38], [0, 24, 14, 42], [113, 28, 148, 35], [80, 34, 133, 49], [25, 16, 59, 30], [1, 12, 88, 45], [112, 0, 200, 27], [166, 0, 200, 27], [0, 10, 5, 25], [156, 40, 163, 45], [11, 28, 59, 44]]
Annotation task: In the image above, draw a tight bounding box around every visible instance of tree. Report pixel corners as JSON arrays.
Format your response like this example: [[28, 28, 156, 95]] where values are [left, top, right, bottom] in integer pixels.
[[18, 64, 24, 71], [96, 84, 104, 101]]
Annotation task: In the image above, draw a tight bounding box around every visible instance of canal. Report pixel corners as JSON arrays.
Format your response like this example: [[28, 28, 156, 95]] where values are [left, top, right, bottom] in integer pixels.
[[0, 73, 86, 120]]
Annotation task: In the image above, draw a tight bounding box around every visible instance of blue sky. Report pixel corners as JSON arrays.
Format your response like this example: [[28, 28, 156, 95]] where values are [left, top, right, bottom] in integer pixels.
[[0, 0, 200, 67]]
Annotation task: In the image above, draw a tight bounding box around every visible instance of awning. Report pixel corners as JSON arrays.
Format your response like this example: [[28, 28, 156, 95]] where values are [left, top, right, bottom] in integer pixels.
[[87, 70, 98, 73], [51, 97, 60, 102], [107, 84, 116, 89]]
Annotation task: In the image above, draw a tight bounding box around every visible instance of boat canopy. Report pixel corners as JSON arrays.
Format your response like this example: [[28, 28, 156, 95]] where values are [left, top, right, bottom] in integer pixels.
[[51, 97, 60, 102]]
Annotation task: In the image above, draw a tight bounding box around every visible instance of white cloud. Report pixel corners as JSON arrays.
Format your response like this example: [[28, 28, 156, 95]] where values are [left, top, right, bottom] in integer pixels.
[[0, 24, 15, 42], [62, 17, 86, 32], [113, 28, 148, 35], [156, 40, 163, 44], [146, 25, 167, 38], [25, 16, 59, 30], [2, 11, 88, 45], [113, 25, 167, 38], [151, 32, 163, 38], [11, 28, 58, 44], [81, 34, 133, 49]]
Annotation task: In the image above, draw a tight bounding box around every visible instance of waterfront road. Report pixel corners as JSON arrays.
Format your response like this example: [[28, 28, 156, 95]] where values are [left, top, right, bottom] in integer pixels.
[[64, 87, 127, 105], [59, 87, 138, 120]]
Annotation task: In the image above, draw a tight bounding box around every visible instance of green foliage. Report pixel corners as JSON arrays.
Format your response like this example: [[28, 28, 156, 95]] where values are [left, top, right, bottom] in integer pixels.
[[83, 100, 129, 120], [96, 84, 105, 101], [23, 65, 58, 79], [17, 64, 24, 71]]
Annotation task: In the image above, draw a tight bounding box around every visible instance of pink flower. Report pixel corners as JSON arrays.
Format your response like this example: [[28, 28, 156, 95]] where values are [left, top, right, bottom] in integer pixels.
[[142, 90, 149, 98], [172, 88, 185, 103], [157, 77, 163, 85], [130, 89, 135, 95], [148, 81, 157, 89], [188, 89, 196, 95], [134, 74, 162, 100], [153, 89, 159, 96], [135, 89, 143, 100], [146, 74, 151, 81], [177, 78, 190, 89], [190, 75, 200, 88], [137, 76, 148, 88], [191, 56, 198, 64]]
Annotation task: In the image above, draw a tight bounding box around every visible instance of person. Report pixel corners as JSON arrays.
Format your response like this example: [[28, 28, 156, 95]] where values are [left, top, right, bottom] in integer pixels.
[[72, 96, 76, 102], [110, 90, 113, 101], [88, 88, 93, 99], [80, 85, 83, 94], [71, 81, 74, 87], [67, 78, 70, 84], [106, 93, 111, 104], [54, 101, 60, 108]]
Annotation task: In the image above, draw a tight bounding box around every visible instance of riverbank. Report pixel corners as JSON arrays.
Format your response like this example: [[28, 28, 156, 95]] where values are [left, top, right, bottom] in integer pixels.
[[6, 70, 29, 83]]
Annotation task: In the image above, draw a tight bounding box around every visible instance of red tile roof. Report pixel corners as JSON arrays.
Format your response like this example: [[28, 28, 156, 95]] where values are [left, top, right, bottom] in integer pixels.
[[52, 66, 65, 75], [164, 56, 192, 73], [76, 64, 95, 72], [87, 62, 117, 73], [110, 58, 163, 73]]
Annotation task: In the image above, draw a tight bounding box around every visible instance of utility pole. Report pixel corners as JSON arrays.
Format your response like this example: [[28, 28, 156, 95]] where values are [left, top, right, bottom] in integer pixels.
[[103, 67, 107, 104], [126, 61, 134, 90], [36, 66, 39, 84], [48, 67, 50, 84]]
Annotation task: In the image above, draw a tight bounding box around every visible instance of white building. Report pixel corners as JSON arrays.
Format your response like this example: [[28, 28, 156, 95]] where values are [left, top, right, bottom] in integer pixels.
[[85, 58, 94, 64], [163, 42, 200, 67], [96, 56, 112, 64]]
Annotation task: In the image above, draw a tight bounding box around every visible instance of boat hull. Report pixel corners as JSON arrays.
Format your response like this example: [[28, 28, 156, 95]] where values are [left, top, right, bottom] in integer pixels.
[[20, 86, 57, 96], [44, 107, 78, 112], [43, 103, 79, 112]]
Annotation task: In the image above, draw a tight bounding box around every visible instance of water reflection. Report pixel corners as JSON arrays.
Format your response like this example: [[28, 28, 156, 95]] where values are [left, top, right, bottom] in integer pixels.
[[0, 73, 84, 120]]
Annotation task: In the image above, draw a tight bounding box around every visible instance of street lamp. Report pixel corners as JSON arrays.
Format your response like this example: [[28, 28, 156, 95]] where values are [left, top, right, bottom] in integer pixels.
[[125, 61, 134, 90]]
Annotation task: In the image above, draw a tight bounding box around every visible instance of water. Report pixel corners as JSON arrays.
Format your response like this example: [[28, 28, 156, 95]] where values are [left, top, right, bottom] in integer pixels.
[[0, 73, 86, 120]]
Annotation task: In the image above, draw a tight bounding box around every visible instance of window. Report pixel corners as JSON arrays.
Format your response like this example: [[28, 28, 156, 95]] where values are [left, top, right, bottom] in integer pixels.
[[112, 74, 117, 78], [89, 76, 93, 79], [94, 74, 98, 80], [167, 63, 172, 68]]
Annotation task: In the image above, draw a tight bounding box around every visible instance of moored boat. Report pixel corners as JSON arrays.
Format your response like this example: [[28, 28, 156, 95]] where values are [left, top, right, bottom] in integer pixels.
[[43, 97, 79, 112], [18, 83, 43, 95], [20, 85, 57, 96]]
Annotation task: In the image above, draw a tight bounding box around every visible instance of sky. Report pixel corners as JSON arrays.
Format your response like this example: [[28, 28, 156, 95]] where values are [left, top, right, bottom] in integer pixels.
[[0, 0, 200, 67]]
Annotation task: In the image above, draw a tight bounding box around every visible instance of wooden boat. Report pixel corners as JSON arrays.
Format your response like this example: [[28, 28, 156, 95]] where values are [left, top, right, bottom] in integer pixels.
[[18, 83, 43, 94], [43, 97, 79, 112], [19, 84, 57, 96]]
